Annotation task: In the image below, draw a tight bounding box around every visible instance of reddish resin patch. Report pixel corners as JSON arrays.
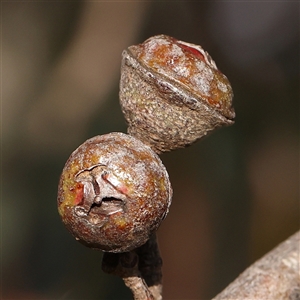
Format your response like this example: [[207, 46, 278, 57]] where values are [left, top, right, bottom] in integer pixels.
[[177, 42, 205, 61], [116, 184, 128, 195], [73, 183, 84, 205], [102, 173, 129, 195]]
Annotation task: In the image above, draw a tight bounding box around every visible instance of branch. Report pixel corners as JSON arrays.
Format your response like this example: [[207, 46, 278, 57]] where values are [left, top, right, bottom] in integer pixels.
[[102, 234, 162, 300], [136, 234, 163, 300], [212, 230, 300, 300]]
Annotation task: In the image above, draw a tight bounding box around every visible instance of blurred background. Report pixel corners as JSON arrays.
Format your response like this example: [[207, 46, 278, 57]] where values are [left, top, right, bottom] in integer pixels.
[[2, 2, 299, 299]]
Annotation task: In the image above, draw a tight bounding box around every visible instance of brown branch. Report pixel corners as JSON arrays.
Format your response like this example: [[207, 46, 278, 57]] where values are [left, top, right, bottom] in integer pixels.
[[102, 233, 162, 300], [212, 230, 300, 300], [137, 234, 163, 300]]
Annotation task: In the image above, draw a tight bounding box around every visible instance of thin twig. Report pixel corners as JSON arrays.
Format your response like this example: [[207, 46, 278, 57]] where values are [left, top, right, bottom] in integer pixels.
[[137, 234, 163, 300], [102, 234, 163, 300]]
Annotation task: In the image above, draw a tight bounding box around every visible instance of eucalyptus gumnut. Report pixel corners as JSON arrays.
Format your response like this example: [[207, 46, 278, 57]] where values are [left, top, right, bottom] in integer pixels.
[[120, 34, 235, 153], [57, 132, 172, 253]]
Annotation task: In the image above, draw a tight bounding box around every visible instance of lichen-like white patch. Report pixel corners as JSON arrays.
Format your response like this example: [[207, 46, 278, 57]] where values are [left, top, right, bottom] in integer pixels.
[[170, 43, 184, 58], [192, 75, 211, 96], [112, 164, 134, 183], [173, 60, 190, 77], [192, 63, 214, 96], [195, 60, 205, 72], [143, 38, 170, 62], [202, 66, 214, 81], [217, 80, 228, 93]]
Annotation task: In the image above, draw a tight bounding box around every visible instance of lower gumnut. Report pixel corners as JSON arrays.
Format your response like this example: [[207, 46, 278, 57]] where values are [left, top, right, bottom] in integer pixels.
[[57, 132, 172, 253]]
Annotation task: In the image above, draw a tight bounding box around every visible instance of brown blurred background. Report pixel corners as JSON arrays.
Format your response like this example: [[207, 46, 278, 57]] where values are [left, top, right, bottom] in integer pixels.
[[2, 2, 299, 300]]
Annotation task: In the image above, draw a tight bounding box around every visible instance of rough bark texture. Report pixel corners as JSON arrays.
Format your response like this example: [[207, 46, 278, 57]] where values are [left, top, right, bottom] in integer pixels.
[[102, 234, 163, 300], [212, 230, 300, 300]]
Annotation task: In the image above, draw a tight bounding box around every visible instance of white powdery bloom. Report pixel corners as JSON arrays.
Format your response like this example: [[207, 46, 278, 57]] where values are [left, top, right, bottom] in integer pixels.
[[217, 80, 228, 93]]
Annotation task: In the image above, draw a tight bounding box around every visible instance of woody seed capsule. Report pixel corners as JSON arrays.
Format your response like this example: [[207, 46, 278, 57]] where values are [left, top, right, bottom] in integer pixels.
[[57, 132, 172, 253], [120, 34, 235, 153]]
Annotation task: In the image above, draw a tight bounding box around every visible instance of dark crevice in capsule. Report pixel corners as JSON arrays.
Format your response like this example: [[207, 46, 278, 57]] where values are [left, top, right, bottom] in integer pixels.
[[90, 197, 125, 216], [92, 177, 100, 195], [102, 197, 123, 204]]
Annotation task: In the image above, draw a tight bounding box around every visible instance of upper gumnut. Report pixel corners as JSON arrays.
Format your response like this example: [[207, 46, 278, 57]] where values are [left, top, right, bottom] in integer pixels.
[[128, 35, 234, 119]]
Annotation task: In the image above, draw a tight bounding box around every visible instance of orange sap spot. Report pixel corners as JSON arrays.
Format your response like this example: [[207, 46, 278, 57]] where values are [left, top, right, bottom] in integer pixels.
[[73, 183, 84, 205]]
